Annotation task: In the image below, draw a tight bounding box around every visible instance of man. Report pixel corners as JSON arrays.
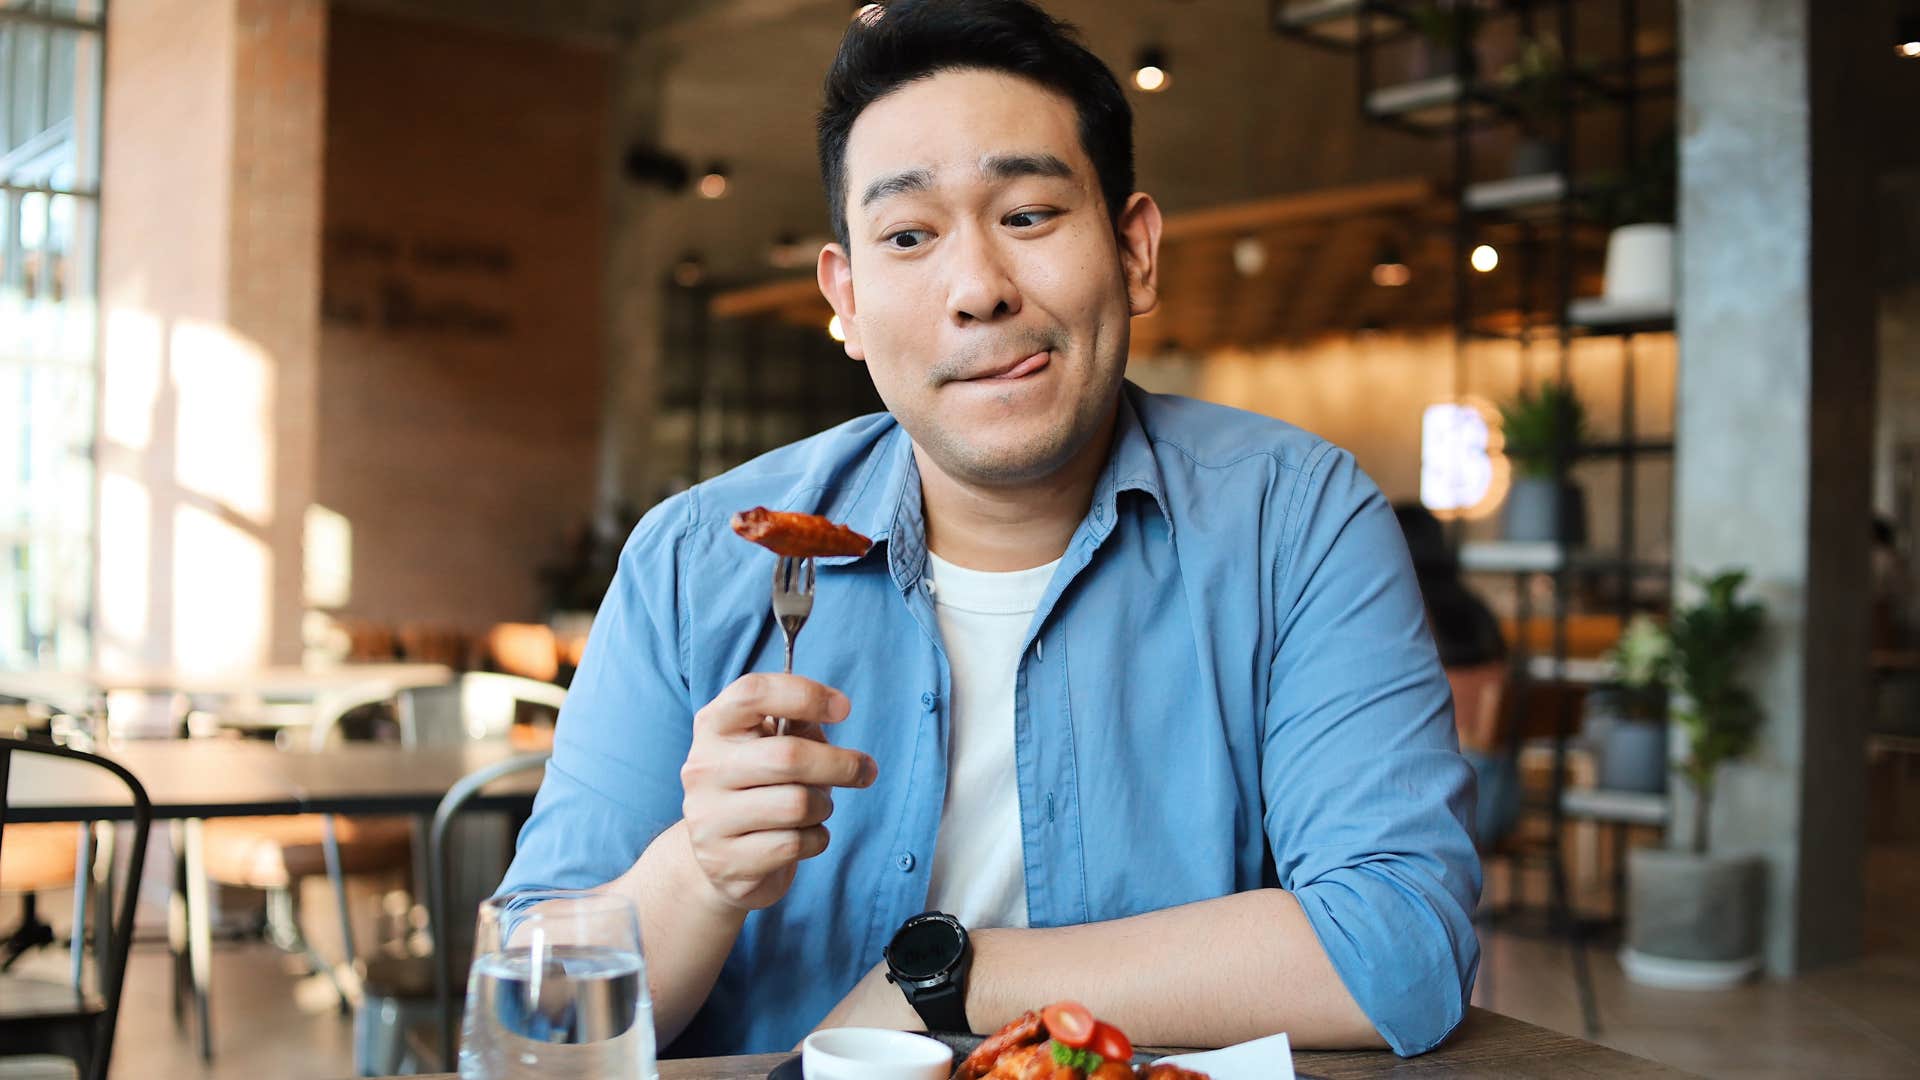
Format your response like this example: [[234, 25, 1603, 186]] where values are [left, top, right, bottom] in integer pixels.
[[498, 0, 1479, 1060]]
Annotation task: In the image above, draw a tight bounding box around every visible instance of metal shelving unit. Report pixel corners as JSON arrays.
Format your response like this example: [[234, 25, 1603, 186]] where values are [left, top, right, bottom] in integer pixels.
[[1271, 0, 1680, 1037]]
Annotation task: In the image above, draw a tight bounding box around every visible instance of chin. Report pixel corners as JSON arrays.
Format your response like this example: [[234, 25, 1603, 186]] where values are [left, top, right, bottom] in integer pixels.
[[920, 421, 1085, 487]]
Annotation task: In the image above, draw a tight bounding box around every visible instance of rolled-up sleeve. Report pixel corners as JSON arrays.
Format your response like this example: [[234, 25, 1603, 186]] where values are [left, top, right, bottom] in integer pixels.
[[1261, 447, 1481, 1055], [496, 498, 696, 897]]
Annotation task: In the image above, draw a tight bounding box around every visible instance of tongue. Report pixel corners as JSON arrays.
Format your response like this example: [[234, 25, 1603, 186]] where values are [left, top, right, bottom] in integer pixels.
[[990, 351, 1050, 380]]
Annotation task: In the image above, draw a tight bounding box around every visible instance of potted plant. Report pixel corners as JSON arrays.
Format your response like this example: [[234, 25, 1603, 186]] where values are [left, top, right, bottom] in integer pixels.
[[1589, 614, 1671, 793], [1499, 36, 1564, 177], [1407, 1, 1482, 81], [1581, 133, 1678, 309], [1495, 380, 1587, 545], [1622, 570, 1770, 989]]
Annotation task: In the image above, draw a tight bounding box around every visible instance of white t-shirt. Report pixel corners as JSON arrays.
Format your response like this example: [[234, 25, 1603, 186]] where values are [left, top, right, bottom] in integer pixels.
[[921, 550, 1058, 930]]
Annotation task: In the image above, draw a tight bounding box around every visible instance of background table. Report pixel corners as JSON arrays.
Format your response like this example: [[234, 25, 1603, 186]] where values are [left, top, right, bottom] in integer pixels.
[[385, 1008, 1695, 1079], [6, 736, 546, 1062], [5, 737, 541, 823]]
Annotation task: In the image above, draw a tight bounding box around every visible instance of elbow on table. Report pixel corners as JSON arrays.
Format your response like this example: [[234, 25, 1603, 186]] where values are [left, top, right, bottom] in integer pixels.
[[1297, 875, 1477, 1057], [1369, 959, 1471, 1057]]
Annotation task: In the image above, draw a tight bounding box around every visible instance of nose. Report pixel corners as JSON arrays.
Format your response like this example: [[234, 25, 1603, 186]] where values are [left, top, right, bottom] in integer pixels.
[[945, 225, 1021, 326]]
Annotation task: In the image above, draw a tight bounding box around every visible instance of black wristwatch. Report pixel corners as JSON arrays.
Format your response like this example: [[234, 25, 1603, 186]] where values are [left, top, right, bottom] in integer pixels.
[[883, 910, 972, 1033]]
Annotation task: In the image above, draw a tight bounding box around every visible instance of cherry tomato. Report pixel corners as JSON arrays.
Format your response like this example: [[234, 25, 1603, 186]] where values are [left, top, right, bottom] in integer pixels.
[[1088, 1020, 1133, 1064], [1041, 1001, 1096, 1049]]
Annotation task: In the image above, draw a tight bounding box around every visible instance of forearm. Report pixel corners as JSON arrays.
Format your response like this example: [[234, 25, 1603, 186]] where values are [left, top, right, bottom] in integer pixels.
[[965, 889, 1385, 1051], [599, 820, 747, 1045]]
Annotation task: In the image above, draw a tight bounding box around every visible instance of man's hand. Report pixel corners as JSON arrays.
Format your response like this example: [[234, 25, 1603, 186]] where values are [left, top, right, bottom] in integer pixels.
[[681, 673, 876, 912], [812, 961, 924, 1035]]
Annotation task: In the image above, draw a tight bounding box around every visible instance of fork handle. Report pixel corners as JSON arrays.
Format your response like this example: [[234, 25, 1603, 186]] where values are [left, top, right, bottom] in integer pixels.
[[772, 645, 796, 737]]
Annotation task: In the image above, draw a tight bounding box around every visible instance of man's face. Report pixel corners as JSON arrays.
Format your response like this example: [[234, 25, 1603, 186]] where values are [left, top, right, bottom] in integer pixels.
[[818, 68, 1160, 488]]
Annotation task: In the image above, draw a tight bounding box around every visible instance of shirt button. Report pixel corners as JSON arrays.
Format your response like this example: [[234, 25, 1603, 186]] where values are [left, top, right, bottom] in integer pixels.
[[896, 852, 916, 872], [920, 691, 936, 711]]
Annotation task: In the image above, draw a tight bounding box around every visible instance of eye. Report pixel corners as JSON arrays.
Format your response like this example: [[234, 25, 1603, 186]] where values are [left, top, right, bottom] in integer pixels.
[[1005, 208, 1058, 229], [884, 229, 931, 251]]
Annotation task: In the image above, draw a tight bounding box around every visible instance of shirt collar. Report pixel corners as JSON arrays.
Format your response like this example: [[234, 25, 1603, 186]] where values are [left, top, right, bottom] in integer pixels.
[[823, 381, 1174, 589]]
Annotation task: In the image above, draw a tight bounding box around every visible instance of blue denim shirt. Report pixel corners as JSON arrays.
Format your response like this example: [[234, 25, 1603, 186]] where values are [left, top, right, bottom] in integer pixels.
[[497, 384, 1481, 1058]]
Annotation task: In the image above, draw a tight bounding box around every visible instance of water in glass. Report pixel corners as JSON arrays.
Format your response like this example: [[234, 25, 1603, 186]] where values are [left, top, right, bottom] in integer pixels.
[[460, 892, 657, 1080]]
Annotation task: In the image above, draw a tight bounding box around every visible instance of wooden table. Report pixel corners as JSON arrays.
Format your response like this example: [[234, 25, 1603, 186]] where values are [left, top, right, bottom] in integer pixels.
[[384, 1008, 1694, 1079], [7, 736, 546, 1063], [5, 737, 541, 823], [0, 662, 454, 736]]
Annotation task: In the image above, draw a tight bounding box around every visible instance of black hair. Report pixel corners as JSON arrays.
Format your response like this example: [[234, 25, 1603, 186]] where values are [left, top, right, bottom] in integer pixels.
[[816, 0, 1135, 251], [1393, 502, 1507, 668]]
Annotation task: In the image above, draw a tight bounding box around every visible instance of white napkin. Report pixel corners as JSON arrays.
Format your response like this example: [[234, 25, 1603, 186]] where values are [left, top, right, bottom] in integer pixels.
[[1151, 1032, 1294, 1080]]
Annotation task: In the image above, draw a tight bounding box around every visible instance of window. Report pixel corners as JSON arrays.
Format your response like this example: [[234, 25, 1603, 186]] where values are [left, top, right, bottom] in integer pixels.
[[1, 0, 103, 668]]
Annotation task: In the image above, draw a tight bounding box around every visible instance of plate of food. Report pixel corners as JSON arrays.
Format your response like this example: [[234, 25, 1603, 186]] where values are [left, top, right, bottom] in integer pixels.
[[767, 1002, 1207, 1079]]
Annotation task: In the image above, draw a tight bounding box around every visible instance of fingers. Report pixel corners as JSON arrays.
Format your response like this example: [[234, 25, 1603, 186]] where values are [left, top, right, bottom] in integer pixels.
[[678, 674, 869, 910], [684, 733, 875, 793], [687, 783, 835, 839], [728, 826, 832, 877], [740, 735, 876, 790], [698, 674, 851, 737]]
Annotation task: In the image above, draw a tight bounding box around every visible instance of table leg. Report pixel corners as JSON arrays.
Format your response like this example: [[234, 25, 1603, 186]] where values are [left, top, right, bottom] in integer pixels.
[[183, 818, 214, 1062], [70, 822, 93, 990], [320, 813, 358, 1009], [168, 823, 186, 1031]]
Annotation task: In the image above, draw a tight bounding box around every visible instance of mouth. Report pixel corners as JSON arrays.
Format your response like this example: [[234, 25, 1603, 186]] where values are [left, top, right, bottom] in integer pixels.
[[963, 350, 1051, 382]]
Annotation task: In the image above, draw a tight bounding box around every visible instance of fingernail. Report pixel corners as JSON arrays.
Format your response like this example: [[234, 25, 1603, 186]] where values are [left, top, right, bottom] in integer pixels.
[[830, 693, 852, 722], [858, 757, 878, 786]]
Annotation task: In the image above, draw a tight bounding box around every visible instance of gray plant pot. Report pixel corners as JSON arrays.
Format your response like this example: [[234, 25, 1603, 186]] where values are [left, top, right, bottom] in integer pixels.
[[1500, 476, 1588, 544], [1510, 136, 1557, 177], [1622, 849, 1765, 989], [1598, 719, 1669, 793], [1585, 686, 1670, 793], [1415, 40, 1478, 81]]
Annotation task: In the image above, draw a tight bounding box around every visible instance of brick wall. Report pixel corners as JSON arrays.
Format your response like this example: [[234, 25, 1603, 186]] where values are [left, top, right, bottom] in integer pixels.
[[97, 0, 327, 670], [316, 8, 610, 633]]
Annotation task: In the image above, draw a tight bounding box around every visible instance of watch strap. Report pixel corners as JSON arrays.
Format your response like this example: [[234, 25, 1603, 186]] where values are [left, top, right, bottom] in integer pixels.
[[906, 976, 970, 1034]]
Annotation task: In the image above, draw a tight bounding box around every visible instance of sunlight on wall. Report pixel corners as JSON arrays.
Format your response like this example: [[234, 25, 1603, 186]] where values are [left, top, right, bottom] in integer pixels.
[[172, 502, 270, 675], [96, 471, 150, 666], [304, 503, 352, 609], [172, 318, 275, 525], [102, 306, 163, 452]]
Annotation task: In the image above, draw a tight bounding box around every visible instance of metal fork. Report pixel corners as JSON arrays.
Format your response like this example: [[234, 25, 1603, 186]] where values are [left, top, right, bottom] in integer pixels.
[[769, 555, 815, 736]]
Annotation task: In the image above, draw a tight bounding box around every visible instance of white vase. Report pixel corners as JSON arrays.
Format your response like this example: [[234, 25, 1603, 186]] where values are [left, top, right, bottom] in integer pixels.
[[1602, 223, 1675, 306]]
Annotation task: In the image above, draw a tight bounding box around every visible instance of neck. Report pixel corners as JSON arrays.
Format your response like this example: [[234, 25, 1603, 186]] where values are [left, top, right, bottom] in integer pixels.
[[915, 404, 1118, 573]]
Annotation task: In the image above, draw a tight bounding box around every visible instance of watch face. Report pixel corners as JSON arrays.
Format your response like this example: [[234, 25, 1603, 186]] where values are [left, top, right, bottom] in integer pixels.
[[889, 917, 962, 980]]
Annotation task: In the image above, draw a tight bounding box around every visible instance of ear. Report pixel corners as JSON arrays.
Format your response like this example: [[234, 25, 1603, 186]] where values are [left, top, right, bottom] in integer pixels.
[[1115, 192, 1163, 318], [817, 242, 865, 361]]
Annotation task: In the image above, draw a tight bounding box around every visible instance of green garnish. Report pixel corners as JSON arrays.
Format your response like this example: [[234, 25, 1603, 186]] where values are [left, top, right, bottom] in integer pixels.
[[1048, 1039, 1106, 1073]]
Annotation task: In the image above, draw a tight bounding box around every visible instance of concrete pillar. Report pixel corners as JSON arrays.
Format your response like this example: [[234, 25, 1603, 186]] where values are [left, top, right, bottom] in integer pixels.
[[97, 0, 326, 674], [1674, 0, 1883, 973]]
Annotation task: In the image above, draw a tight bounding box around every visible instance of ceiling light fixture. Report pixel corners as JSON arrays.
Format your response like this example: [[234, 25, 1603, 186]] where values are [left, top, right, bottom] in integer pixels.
[[1372, 240, 1411, 287], [698, 163, 729, 199], [1898, 15, 1920, 58], [1232, 235, 1267, 277], [828, 314, 847, 342], [1133, 47, 1170, 93], [1471, 244, 1499, 273], [672, 253, 705, 288]]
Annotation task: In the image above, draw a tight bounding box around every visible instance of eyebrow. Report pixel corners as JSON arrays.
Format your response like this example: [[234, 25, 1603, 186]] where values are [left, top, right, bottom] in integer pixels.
[[860, 168, 935, 210], [980, 152, 1073, 183], [858, 153, 1076, 211]]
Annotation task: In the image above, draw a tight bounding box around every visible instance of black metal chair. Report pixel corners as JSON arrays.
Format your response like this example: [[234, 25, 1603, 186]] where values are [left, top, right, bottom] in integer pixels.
[[352, 749, 550, 1075], [0, 737, 153, 1080]]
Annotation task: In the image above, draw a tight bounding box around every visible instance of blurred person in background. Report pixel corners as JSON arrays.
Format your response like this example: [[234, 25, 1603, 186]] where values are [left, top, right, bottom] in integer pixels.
[[1395, 503, 1517, 851]]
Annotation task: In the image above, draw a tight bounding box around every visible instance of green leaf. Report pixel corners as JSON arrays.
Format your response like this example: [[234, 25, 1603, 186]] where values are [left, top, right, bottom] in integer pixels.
[[1048, 1040, 1106, 1073], [1496, 380, 1588, 477]]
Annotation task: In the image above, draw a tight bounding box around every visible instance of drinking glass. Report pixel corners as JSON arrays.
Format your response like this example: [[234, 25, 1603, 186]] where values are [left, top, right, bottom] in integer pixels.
[[459, 890, 657, 1080]]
